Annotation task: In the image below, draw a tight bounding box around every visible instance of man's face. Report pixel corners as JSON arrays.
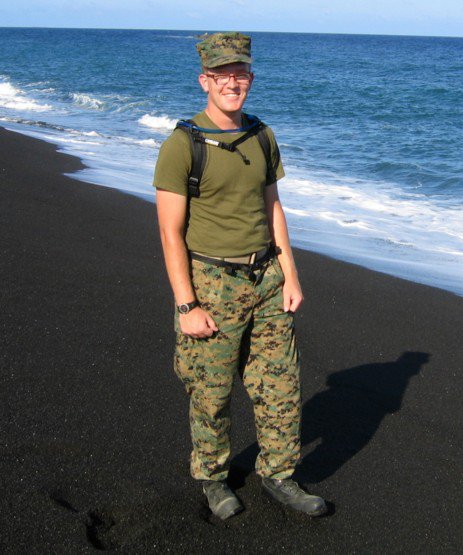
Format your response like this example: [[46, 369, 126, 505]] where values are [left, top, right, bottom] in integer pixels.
[[198, 62, 254, 117]]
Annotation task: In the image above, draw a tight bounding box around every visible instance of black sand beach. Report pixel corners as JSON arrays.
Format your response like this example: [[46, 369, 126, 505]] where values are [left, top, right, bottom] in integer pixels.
[[1, 127, 462, 553]]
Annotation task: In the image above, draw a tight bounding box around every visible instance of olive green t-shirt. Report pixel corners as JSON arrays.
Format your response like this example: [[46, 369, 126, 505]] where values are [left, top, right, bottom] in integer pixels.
[[153, 111, 284, 257]]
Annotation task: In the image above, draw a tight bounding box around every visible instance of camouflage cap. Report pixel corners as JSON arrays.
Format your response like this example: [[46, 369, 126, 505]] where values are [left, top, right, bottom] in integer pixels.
[[196, 32, 252, 69]]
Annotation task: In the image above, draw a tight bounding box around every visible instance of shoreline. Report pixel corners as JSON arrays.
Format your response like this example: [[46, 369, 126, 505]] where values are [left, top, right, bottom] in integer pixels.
[[1, 127, 462, 552], [2, 120, 462, 299]]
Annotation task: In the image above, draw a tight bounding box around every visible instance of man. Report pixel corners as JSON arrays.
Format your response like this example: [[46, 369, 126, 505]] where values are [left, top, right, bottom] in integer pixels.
[[154, 32, 327, 520]]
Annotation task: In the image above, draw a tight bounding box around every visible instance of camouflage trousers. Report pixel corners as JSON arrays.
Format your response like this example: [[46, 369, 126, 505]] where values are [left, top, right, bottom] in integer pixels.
[[174, 255, 301, 481]]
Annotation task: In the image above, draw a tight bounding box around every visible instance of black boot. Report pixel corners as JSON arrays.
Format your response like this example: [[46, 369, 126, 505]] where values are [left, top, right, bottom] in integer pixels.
[[203, 480, 244, 520], [262, 478, 327, 517]]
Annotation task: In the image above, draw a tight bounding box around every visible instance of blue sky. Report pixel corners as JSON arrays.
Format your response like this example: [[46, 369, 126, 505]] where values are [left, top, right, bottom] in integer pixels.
[[1, 0, 462, 37]]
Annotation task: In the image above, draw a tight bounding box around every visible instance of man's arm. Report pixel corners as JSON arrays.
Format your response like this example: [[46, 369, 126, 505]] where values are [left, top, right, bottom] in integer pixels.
[[264, 183, 304, 312], [156, 189, 218, 338]]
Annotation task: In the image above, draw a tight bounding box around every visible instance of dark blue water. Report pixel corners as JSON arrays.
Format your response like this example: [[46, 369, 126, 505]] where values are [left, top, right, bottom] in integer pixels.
[[1, 28, 462, 295]]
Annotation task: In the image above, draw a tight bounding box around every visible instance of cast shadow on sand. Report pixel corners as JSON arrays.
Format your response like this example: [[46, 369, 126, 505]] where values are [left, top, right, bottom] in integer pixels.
[[230, 351, 430, 487]]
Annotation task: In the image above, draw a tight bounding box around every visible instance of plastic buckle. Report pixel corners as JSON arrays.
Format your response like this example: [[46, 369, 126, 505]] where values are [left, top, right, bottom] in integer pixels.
[[188, 176, 200, 197]]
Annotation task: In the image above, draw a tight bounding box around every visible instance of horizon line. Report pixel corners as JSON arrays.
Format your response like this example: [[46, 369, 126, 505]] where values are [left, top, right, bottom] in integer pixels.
[[0, 26, 462, 40]]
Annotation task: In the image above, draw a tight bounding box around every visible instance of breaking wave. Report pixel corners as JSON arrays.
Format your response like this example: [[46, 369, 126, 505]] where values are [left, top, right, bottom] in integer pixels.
[[138, 114, 177, 131], [0, 80, 52, 112]]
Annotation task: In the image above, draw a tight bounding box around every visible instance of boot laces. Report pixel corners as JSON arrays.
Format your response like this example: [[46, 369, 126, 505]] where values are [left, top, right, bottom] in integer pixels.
[[278, 479, 303, 496], [206, 481, 231, 505]]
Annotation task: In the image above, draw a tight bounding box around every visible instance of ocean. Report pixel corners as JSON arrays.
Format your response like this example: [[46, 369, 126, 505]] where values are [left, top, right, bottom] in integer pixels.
[[1, 28, 462, 296]]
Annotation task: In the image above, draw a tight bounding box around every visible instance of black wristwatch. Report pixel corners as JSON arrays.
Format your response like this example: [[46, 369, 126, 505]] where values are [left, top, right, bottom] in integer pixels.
[[177, 300, 200, 314]]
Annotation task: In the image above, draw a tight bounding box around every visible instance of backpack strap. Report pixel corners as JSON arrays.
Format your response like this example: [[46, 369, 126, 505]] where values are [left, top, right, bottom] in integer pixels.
[[256, 125, 280, 185], [175, 114, 279, 197], [232, 117, 280, 184], [175, 119, 206, 198]]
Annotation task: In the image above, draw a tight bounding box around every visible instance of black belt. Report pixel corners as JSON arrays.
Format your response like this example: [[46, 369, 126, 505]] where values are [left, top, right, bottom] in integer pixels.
[[190, 244, 281, 282]]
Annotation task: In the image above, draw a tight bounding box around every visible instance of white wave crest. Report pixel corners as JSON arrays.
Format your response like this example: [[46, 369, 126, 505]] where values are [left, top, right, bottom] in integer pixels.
[[28, 80, 51, 87], [135, 139, 157, 147], [70, 93, 105, 110], [0, 81, 52, 112], [64, 138, 101, 146], [138, 114, 176, 131]]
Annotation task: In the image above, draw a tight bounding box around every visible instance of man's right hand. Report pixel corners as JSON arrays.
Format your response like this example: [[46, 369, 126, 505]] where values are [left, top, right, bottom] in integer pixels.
[[179, 307, 219, 339]]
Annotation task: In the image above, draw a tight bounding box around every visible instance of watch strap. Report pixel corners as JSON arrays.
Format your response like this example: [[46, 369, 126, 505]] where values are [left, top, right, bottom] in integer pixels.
[[177, 300, 200, 314]]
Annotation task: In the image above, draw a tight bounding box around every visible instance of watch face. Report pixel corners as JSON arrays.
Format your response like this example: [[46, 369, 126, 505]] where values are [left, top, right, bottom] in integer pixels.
[[178, 303, 189, 314]]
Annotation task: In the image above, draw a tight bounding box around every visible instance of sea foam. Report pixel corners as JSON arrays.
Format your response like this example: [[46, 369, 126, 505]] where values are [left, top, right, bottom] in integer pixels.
[[0, 81, 52, 112], [138, 114, 177, 132], [279, 170, 463, 293]]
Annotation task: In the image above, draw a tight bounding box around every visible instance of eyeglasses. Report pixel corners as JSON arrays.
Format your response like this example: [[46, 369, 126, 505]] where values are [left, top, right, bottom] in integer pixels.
[[205, 72, 252, 86]]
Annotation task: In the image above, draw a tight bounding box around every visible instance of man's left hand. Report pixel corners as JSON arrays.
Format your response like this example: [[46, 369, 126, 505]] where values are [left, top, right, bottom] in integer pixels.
[[283, 278, 304, 313]]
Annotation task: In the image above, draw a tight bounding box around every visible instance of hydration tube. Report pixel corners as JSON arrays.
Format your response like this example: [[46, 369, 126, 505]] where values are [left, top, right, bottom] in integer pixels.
[[177, 114, 260, 134]]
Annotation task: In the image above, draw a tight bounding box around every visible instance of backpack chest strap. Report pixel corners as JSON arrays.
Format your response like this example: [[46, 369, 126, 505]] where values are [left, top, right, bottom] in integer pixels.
[[175, 115, 276, 197]]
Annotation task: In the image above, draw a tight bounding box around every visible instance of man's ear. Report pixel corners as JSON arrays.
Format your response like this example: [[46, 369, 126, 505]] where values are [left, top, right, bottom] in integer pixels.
[[198, 73, 209, 93]]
